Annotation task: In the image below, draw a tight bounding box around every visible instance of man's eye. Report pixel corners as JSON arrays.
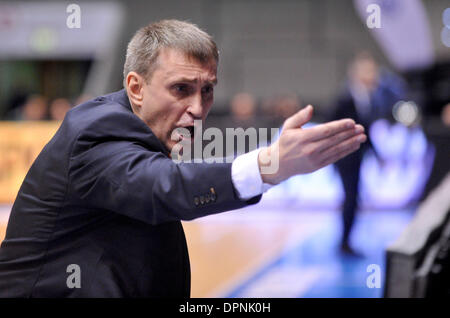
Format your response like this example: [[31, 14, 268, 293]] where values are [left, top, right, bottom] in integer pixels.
[[172, 84, 192, 96], [174, 84, 188, 93], [202, 86, 213, 94]]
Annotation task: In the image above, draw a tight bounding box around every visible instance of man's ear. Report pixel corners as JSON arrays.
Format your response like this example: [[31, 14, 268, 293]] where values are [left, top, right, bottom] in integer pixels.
[[126, 72, 145, 111]]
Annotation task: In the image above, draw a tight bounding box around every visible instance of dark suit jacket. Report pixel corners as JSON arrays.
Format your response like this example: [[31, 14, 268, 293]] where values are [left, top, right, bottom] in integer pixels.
[[332, 89, 382, 170], [0, 89, 260, 297]]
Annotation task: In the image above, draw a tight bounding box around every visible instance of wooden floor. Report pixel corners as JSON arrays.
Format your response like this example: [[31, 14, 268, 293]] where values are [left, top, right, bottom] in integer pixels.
[[183, 209, 325, 297], [0, 204, 413, 297], [0, 204, 326, 297]]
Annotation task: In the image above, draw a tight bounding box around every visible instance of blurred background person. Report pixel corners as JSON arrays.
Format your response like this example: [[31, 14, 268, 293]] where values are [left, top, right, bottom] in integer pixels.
[[225, 92, 260, 157], [229, 92, 258, 129], [272, 94, 301, 128], [442, 103, 450, 127], [421, 102, 450, 201], [49, 98, 72, 121], [20, 95, 48, 121], [331, 51, 406, 256], [3, 94, 47, 121]]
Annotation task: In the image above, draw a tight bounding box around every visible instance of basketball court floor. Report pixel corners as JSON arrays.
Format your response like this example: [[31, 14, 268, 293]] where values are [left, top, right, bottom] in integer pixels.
[[0, 201, 413, 298]]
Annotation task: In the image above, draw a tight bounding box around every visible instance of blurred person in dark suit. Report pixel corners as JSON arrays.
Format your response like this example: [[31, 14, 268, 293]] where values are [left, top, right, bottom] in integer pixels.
[[0, 20, 367, 297], [332, 52, 406, 256], [421, 103, 450, 201]]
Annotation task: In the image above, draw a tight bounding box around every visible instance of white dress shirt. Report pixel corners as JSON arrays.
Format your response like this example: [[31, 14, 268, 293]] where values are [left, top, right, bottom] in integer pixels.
[[231, 148, 274, 200]]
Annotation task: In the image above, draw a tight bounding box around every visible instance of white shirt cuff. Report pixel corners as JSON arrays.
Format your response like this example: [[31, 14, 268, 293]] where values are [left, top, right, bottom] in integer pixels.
[[231, 148, 274, 200]]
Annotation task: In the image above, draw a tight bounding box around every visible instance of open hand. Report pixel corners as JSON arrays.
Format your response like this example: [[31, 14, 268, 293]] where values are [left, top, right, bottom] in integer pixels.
[[258, 105, 366, 184]]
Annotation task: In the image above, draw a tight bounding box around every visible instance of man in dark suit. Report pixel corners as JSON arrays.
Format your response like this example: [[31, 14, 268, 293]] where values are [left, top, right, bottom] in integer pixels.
[[0, 20, 367, 297], [332, 52, 405, 255]]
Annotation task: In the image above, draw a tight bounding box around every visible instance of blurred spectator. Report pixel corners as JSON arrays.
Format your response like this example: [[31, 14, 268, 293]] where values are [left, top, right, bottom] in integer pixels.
[[421, 102, 450, 201], [230, 92, 258, 129], [224, 92, 258, 157], [331, 51, 406, 256], [273, 94, 301, 127], [21, 95, 48, 121], [49, 98, 72, 121], [261, 93, 301, 130], [442, 103, 450, 127]]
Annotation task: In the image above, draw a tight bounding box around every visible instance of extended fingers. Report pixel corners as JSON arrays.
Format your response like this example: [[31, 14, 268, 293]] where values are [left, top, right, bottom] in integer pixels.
[[318, 133, 367, 166], [319, 142, 361, 169], [314, 124, 365, 153], [302, 119, 356, 143]]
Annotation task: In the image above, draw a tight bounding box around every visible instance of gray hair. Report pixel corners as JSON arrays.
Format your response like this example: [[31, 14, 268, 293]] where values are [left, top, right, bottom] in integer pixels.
[[123, 19, 219, 88]]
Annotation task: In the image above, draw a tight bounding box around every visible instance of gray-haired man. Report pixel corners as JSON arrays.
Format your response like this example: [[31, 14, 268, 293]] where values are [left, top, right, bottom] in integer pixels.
[[0, 20, 366, 297]]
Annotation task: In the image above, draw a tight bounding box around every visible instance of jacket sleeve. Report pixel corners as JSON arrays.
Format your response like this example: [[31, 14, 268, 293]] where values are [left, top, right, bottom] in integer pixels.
[[67, 139, 261, 225]]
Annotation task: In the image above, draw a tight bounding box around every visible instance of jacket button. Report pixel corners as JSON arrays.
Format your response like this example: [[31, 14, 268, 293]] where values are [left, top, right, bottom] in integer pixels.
[[194, 196, 200, 206], [210, 188, 217, 202]]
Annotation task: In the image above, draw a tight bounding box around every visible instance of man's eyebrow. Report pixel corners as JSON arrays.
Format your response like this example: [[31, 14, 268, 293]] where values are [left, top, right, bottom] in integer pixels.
[[170, 77, 218, 85]]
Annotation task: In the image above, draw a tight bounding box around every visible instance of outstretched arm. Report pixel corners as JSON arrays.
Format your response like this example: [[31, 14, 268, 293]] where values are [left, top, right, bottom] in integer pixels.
[[258, 105, 367, 185]]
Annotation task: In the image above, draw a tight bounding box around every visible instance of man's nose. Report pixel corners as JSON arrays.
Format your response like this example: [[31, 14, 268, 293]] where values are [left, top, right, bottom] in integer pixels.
[[187, 93, 203, 119]]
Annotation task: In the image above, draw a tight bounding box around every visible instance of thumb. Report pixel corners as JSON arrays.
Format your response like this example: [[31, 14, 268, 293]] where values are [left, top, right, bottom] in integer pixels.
[[282, 105, 313, 130]]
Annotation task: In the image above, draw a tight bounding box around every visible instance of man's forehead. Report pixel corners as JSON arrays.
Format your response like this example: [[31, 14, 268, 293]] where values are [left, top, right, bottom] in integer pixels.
[[156, 48, 217, 83]]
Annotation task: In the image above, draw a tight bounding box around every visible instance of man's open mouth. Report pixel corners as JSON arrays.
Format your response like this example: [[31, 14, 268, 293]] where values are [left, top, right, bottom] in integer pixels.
[[185, 125, 195, 137], [174, 126, 195, 141]]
